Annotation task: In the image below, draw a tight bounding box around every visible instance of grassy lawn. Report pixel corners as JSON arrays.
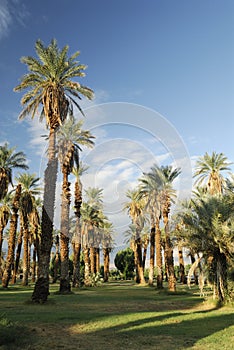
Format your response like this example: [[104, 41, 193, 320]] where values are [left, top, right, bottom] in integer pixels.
[[0, 281, 233, 350]]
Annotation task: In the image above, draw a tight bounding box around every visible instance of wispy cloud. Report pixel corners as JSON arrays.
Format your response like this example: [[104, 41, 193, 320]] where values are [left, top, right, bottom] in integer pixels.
[[0, 0, 29, 40]]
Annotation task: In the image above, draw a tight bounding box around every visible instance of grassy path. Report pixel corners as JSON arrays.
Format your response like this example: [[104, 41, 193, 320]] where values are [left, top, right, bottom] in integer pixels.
[[0, 281, 233, 349]]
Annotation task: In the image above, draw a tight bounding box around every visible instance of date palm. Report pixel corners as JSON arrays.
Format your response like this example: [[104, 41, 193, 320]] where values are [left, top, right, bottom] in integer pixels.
[[182, 194, 234, 302], [14, 38, 93, 302], [102, 220, 114, 282], [123, 189, 146, 284], [194, 152, 232, 195], [57, 117, 94, 293], [72, 162, 88, 287], [15, 173, 41, 286], [0, 143, 28, 200]]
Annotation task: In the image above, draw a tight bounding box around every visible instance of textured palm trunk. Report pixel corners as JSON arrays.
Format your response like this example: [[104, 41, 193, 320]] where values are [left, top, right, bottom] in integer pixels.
[[72, 180, 82, 287], [90, 246, 96, 274], [214, 252, 227, 302], [72, 241, 81, 287], [22, 218, 30, 286], [148, 225, 155, 286], [103, 248, 110, 282], [31, 245, 37, 283], [59, 169, 71, 293], [0, 225, 6, 277], [155, 217, 163, 289], [163, 207, 176, 292], [12, 225, 23, 284], [178, 244, 186, 284], [32, 129, 58, 303], [2, 184, 21, 288], [96, 247, 100, 274], [83, 246, 90, 286], [135, 238, 145, 284], [53, 235, 60, 283]]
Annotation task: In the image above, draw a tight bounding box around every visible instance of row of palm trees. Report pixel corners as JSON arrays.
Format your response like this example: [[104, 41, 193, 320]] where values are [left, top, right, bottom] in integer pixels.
[[123, 152, 234, 302]]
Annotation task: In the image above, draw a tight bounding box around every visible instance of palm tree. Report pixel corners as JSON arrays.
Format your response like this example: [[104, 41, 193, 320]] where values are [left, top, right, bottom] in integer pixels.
[[57, 118, 94, 293], [14, 39, 93, 303], [139, 169, 163, 287], [15, 173, 41, 286], [102, 220, 114, 282], [2, 184, 22, 288], [0, 143, 28, 200], [181, 194, 234, 302], [160, 165, 181, 292], [123, 189, 146, 284], [0, 193, 12, 277], [194, 152, 232, 195], [72, 163, 89, 287]]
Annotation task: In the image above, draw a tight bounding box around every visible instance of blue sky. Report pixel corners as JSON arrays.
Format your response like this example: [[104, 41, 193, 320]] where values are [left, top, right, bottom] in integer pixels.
[[0, 0, 234, 244]]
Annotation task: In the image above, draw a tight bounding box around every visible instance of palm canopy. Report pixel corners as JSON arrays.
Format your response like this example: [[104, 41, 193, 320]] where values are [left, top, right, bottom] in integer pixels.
[[193, 152, 232, 195], [0, 143, 28, 200], [14, 39, 94, 130], [15, 173, 41, 216], [57, 116, 95, 172], [84, 187, 103, 210]]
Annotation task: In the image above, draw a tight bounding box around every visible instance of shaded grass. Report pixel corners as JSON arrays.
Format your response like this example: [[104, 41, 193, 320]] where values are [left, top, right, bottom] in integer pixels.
[[0, 281, 233, 349]]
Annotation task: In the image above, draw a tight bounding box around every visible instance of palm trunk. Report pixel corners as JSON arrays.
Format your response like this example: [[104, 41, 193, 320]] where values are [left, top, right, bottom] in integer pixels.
[[103, 248, 110, 282], [215, 252, 228, 302], [59, 168, 71, 293], [12, 225, 23, 284], [32, 129, 58, 303], [178, 244, 185, 284], [96, 247, 100, 274], [72, 179, 82, 287], [90, 246, 96, 274], [2, 184, 21, 288], [84, 246, 90, 286], [72, 240, 81, 287], [31, 245, 37, 283], [155, 217, 163, 289], [0, 226, 6, 277], [148, 225, 155, 286], [22, 213, 30, 286], [163, 209, 176, 292], [135, 237, 145, 284], [52, 234, 60, 283]]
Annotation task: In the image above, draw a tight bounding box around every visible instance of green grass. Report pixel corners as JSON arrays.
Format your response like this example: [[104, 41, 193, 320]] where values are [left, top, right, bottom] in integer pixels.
[[0, 281, 233, 349]]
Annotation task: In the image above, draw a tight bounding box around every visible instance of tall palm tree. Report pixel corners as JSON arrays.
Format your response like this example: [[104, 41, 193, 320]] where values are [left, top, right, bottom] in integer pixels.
[[0, 143, 28, 200], [194, 152, 232, 195], [139, 169, 163, 287], [2, 184, 22, 288], [123, 189, 146, 284], [15, 173, 41, 286], [160, 165, 181, 292], [57, 117, 94, 293], [72, 163, 89, 287], [14, 39, 93, 303], [102, 220, 114, 282]]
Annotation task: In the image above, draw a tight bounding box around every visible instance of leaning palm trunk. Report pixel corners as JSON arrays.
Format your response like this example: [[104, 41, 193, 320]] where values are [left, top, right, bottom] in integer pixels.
[[59, 169, 71, 293], [155, 217, 163, 289], [32, 129, 58, 302], [2, 184, 21, 288]]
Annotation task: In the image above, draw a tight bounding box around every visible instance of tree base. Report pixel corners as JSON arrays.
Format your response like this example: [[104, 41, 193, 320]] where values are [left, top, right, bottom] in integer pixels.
[[59, 279, 71, 294], [31, 277, 50, 303]]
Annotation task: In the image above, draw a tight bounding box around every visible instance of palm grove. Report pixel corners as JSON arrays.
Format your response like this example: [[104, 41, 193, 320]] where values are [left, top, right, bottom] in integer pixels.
[[0, 39, 233, 304]]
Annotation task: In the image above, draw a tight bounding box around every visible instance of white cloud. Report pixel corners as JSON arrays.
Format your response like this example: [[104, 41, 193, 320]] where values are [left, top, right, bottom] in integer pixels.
[[0, 0, 29, 40]]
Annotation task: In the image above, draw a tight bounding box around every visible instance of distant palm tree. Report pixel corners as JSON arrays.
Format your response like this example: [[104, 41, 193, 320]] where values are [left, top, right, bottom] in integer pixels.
[[123, 189, 146, 284], [14, 38, 93, 302], [57, 118, 94, 293], [15, 173, 41, 286], [194, 152, 232, 195], [0, 143, 28, 200], [72, 163, 89, 287]]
